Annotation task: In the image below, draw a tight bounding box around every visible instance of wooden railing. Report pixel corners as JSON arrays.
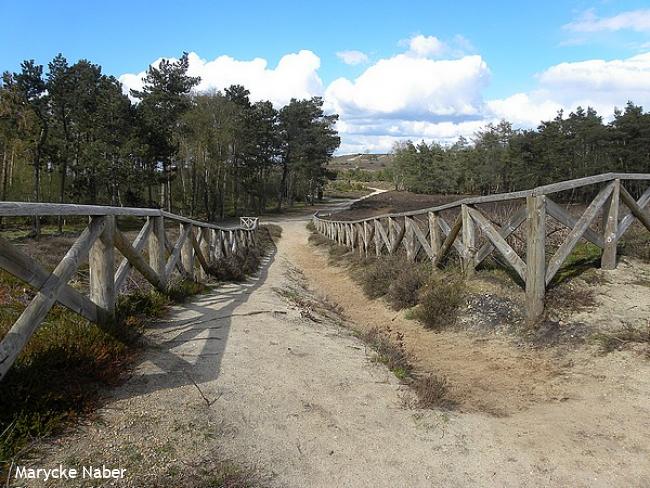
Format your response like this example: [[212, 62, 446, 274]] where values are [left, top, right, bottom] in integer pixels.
[[0, 204, 260, 380], [313, 173, 650, 322]]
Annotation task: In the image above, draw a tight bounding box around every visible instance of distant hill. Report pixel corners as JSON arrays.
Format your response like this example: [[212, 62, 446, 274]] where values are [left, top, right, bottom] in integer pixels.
[[328, 153, 394, 172]]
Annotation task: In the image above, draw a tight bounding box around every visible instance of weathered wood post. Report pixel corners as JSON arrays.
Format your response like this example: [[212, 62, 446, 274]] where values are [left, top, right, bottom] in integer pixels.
[[229, 230, 236, 254], [363, 222, 369, 256], [461, 205, 476, 275], [428, 211, 441, 262], [181, 223, 194, 281], [404, 217, 416, 261], [209, 229, 218, 264], [601, 179, 620, 270], [199, 227, 210, 280], [387, 217, 395, 255], [149, 215, 167, 289], [374, 219, 381, 256], [526, 195, 546, 322], [89, 215, 116, 321]]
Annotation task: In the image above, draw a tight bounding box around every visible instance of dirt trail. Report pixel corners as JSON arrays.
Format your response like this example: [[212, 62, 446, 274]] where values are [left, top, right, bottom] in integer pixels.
[[25, 217, 650, 488]]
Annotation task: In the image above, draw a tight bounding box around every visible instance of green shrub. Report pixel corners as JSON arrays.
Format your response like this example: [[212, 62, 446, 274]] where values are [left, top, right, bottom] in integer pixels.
[[413, 271, 466, 330]]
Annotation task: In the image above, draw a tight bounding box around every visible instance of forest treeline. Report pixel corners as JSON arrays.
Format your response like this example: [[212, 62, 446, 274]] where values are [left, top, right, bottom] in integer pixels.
[[391, 106, 650, 196], [0, 52, 340, 229], [2, 50, 650, 224]]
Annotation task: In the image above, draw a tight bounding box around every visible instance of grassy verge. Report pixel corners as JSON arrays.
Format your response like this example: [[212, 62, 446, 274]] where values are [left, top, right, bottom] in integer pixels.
[[0, 273, 206, 471]]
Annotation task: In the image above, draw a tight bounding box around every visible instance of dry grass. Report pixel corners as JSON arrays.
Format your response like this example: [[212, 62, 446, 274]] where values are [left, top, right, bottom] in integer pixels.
[[387, 262, 431, 310], [308, 232, 330, 247], [546, 280, 598, 313], [360, 328, 412, 380], [411, 374, 453, 409], [619, 225, 650, 263], [412, 271, 466, 330], [592, 323, 650, 355], [350, 254, 425, 305]]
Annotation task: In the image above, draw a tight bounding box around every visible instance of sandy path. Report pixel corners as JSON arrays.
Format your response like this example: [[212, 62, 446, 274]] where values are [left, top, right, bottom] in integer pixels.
[[24, 217, 650, 488]]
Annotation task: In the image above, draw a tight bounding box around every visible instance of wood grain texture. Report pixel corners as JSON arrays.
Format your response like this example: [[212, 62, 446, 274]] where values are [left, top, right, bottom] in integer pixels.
[[89, 215, 116, 319], [526, 195, 546, 323]]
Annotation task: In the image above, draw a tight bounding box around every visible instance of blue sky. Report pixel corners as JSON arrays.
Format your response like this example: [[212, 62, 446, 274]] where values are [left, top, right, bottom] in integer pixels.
[[2, 0, 650, 152]]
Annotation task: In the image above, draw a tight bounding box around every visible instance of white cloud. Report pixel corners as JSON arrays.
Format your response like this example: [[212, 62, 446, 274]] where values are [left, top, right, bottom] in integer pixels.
[[564, 9, 650, 33], [486, 52, 650, 127], [487, 93, 562, 127], [538, 52, 650, 92], [336, 50, 369, 65], [407, 35, 446, 57], [325, 54, 490, 119], [119, 50, 323, 107]]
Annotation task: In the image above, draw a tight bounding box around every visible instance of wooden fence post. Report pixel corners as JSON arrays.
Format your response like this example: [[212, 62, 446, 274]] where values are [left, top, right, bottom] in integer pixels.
[[199, 227, 210, 280], [89, 215, 116, 321], [181, 223, 194, 281], [526, 195, 546, 322], [149, 215, 167, 288], [601, 179, 620, 270], [209, 229, 218, 264], [404, 217, 416, 261], [461, 205, 475, 275], [429, 211, 441, 262], [374, 219, 381, 256]]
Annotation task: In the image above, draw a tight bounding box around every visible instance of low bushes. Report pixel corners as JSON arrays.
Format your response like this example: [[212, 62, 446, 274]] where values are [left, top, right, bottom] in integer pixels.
[[387, 262, 431, 310], [413, 272, 466, 330]]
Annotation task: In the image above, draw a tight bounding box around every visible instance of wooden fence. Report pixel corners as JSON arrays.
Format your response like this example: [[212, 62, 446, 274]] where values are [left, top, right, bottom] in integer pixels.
[[313, 173, 650, 322], [0, 203, 260, 380]]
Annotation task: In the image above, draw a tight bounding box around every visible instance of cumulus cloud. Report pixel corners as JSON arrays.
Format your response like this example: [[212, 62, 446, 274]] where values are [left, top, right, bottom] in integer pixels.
[[407, 35, 446, 57], [487, 52, 650, 127], [119, 50, 323, 107], [564, 9, 650, 33], [325, 54, 490, 120], [486, 93, 562, 127], [336, 50, 369, 65]]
